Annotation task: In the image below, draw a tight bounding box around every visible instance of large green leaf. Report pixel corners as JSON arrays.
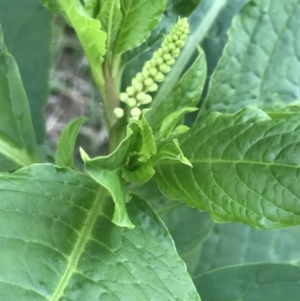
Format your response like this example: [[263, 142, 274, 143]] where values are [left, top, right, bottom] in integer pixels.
[[159, 203, 213, 274], [0, 0, 52, 143], [200, 0, 300, 117], [0, 164, 200, 300], [194, 263, 300, 301], [196, 223, 300, 275], [114, 0, 166, 55], [154, 108, 300, 229], [200, 0, 248, 81], [132, 180, 214, 274], [148, 49, 207, 134], [0, 29, 39, 167]]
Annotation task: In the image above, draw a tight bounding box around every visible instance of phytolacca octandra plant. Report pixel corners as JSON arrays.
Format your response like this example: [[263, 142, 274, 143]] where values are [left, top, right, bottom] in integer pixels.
[[114, 17, 189, 119]]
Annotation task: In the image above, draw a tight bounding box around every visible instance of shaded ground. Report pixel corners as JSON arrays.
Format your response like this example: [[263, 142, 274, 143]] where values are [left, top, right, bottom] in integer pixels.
[[45, 17, 108, 163]]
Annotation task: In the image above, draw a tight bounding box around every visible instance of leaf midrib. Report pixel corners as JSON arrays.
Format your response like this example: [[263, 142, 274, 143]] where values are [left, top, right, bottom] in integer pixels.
[[189, 159, 300, 168], [49, 186, 106, 301]]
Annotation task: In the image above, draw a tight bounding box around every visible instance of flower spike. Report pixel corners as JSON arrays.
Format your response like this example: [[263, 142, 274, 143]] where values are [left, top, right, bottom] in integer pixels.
[[115, 18, 189, 119]]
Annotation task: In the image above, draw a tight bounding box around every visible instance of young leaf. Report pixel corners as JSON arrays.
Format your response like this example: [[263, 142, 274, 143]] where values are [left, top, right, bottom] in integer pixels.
[[80, 125, 139, 228], [0, 29, 39, 167], [0, 1, 52, 143], [55, 117, 86, 168], [98, 0, 123, 50], [148, 49, 207, 134], [196, 222, 300, 275], [155, 107, 300, 229], [57, 0, 107, 86], [122, 0, 203, 65], [155, 107, 198, 141], [114, 0, 166, 54], [0, 165, 200, 301], [154, 139, 192, 167], [122, 160, 155, 184], [194, 263, 300, 301], [200, 0, 300, 117], [84, 0, 101, 17]]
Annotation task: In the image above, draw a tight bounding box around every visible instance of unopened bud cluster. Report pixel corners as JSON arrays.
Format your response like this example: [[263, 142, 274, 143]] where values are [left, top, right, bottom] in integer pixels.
[[114, 18, 189, 119]]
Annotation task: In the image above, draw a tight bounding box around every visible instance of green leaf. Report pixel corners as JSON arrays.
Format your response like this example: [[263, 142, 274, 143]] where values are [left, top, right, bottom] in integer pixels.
[[155, 107, 300, 229], [122, 0, 206, 67], [200, 0, 248, 81], [114, 0, 166, 54], [196, 222, 300, 275], [0, 0, 52, 143], [0, 29, 39, 167], [0, 164, 200, 300], [84, 0, 101, 17], [84, 164, 133, 228], [154, 139, 192, 167], [132, 180, 214, 274], [122, 160, 155, 184], [264, 103, 300, 119], [194, 263, 300, 301], [39, 0, 65, 16], [159, 203, 214, 274], [148, 49, 207, 134], [156, 108, 198, 141], [55, 117, 86, 168], [98, 0, 123, 51], [200, 0, 300, 117], [167, 0, 203, 17], [57, 0, 107, 87]]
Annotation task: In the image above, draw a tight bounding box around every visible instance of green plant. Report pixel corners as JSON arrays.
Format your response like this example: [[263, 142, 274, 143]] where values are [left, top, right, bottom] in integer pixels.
[[1, 0, 300, 300]]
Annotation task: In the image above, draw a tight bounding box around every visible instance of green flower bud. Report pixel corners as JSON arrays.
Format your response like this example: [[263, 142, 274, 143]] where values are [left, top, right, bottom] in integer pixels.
[[162, 45, 169, 53], [131, 107, 141, 118], [175, 40, 185, 48], [163, 53, 172, 61], [134, 82, 143, 92], [149, 68, 158, 77], [131, 78, 138, 86], [155, 72, 164, 82], [136, 72, 144, 82], [180, 33, 187, 41], [127, 98, 137, 107], [168, 43, 176, 51], [136, 92, 147, 102], [156, 57, 164, 65], [157, 48, 164, 56], [142, 69, 150, 79], [114, 107, 124, 118], [172, 48, 180, 57], [159, 64, 171, 73], [119, 92, 129, 102], [171, 34, 179, 41], [166, 58, 175, 66], [178, 26, 185, 33], [140, 94, 152, 105], [126, 86, 135, 96], [148, 83, 158, 92], [144, 78, 154, 87], [144, 61, 152, 69], [153, 51, 160, 59]]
